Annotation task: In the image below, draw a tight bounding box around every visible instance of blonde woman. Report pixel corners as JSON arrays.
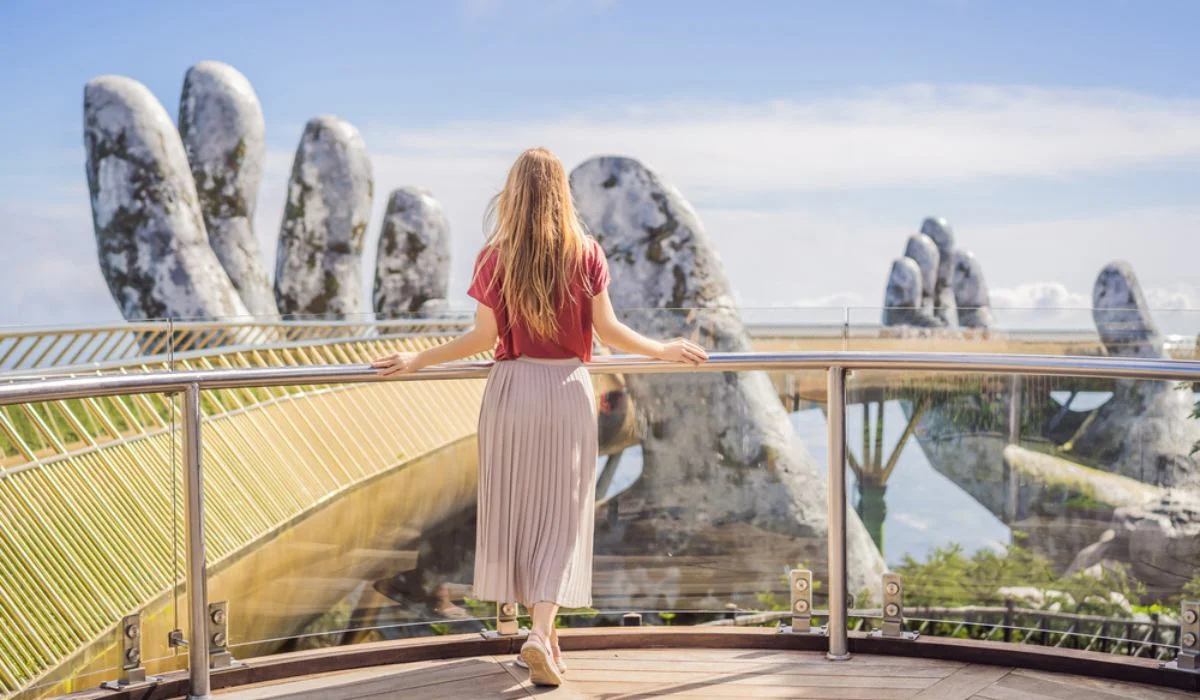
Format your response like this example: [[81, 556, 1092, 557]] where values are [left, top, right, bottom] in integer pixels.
[[372, 147, 707, 686]]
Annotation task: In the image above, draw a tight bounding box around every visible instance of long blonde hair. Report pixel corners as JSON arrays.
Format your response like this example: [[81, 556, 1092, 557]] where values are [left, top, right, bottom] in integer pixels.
[[483, 147, 591, 340]]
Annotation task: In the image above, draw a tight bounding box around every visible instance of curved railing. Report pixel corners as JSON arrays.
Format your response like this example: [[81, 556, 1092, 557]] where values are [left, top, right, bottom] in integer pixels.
[[0, 318, 472, 376], [2, 351, 1200, 698]]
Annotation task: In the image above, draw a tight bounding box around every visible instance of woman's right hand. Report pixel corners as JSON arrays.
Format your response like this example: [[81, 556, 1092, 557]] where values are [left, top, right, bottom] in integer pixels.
[[658, 338, 708, 365]]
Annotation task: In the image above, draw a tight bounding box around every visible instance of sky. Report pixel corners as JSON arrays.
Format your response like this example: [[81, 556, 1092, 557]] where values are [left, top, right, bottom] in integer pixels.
[[1, 0, 1198, 330]]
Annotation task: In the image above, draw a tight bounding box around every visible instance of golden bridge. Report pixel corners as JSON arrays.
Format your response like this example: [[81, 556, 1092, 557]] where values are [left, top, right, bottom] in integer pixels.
[[2, 319, 1198, 699]]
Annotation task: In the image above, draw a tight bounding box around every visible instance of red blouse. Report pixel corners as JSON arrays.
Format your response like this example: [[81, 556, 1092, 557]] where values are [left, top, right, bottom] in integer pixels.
[[467, 238, 611, 362]]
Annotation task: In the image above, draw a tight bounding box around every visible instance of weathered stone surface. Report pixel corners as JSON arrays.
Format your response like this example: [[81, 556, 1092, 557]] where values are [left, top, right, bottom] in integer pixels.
[[416, 298, 450, 317], [84, 75, 249, 321], [882, 257, 941, 327], [1072, 262, 1200, 487], [951, 250, 993, 329], [274, 116, 373, 318], [1092, 261, 1160, 359], [904, 233, 939, 315], [912, 426, 1009, 519], [1006, 445, 1164, 511], [1111, 490, 1200, 592], [919, 217, 959, 327], [884, 257, 920, 307], [571, 155, 885, 600], [179, 61, 277, 318], [372, 187, 450, 317], [1004, 445, 1163, 570]]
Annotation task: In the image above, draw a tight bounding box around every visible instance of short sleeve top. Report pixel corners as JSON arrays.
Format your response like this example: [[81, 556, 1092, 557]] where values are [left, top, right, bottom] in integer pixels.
[[467, 238, 611, 362]]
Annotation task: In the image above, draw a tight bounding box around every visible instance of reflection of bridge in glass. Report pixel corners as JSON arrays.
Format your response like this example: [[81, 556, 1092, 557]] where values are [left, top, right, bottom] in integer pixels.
[[1, 319, 1198, 698]]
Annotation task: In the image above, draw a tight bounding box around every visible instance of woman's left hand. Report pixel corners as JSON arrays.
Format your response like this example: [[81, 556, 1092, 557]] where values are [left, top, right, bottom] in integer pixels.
[[371, 351, 425, 376]]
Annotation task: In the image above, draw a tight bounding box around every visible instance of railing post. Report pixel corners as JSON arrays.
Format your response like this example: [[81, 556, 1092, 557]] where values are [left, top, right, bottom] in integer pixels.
[[183, 383, 211, 699], [1005, 374, 1022, 523], [826, 366, 850, 661]]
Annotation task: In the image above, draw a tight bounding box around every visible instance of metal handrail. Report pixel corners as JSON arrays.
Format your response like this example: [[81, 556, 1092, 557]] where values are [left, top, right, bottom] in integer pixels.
[[4, 351, 1200, 405], [5, 350, 1200, 698]]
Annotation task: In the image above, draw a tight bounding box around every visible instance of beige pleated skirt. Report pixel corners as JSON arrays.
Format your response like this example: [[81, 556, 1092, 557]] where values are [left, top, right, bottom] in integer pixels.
[[472, 356, 598, 609]]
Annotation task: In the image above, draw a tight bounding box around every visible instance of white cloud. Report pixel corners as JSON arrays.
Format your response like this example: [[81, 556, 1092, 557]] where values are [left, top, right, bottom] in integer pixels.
[[357, 84, 1200, 193], [7, 84, 1200, 329], [893, 512, 932, 532], [988, 280, 1195, 314], [990, 282, 1092, 310], [265, 85, 1200, 317]]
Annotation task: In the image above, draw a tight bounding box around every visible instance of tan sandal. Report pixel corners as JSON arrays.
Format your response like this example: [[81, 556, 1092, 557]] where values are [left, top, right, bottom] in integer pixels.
[[518, 633, 563, 687], [515, 651, 567, 674]]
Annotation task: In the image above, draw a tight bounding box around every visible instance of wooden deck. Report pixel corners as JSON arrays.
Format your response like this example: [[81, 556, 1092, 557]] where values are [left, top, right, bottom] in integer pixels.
[[63, 628, 1200, 700], [213, 647, 1195, 699]]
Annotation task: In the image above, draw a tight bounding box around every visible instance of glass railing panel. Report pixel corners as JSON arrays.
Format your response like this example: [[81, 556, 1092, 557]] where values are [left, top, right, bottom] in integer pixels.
[[0, 388, 182, 698], [844, 369, 1198, 658], [209, 358, 492, 655], [588, 366, 836, 627], [205, 357, 854, 651]]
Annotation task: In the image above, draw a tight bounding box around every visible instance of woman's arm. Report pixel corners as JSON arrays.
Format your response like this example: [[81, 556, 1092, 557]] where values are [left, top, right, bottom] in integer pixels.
[[591, 289, 707, 365], [371, 304, 499, 376]]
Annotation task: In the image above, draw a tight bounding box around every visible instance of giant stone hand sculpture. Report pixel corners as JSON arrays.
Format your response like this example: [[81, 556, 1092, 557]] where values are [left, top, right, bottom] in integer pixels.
[[274, 116, 374, 319], [1072, 262, 1200, 487], [373, 187, 450, 317], [84, 75, 249, 321], [571, 155, 885, 601], [179, 61, 278, 319]]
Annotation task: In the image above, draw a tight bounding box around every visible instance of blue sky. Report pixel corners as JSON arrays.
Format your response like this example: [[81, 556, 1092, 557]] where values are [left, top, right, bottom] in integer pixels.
[[2, 0, 1198, 329]]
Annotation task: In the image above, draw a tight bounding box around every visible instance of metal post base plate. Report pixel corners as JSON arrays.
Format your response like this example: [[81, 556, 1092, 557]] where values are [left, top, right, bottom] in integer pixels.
[[100, 674, 159, 691], [869, 629, 920, 641], [778, 624, 828, 637], [481, 627, 529, 640], [1160, 659, 1200, 675], [825, 651, 852, 661]]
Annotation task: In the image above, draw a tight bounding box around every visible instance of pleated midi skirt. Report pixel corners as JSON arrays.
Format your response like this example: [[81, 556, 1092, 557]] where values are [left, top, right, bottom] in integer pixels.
[[473, 357, 598, 609]]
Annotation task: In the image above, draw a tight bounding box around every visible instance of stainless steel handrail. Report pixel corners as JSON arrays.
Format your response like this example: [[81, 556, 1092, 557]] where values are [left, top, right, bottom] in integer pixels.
[[5, 350, 1200, 698], [4, 351, 1200, 405]]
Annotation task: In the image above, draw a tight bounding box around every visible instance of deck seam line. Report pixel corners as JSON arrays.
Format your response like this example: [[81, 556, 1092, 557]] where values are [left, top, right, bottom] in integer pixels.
[[491, 654, 538, 698]]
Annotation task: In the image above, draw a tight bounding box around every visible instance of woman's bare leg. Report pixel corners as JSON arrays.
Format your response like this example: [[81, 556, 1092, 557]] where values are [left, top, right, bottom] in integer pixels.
[[530, 601, 559, 643], [520, 601, 564, 685]]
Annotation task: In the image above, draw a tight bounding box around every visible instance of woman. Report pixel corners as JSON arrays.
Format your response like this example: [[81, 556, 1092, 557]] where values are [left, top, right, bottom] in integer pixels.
[[371, 147, 707, 687]]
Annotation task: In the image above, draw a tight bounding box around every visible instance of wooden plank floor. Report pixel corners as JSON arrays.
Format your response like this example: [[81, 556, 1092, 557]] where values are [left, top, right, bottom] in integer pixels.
[[214, 648, 1195, 699]]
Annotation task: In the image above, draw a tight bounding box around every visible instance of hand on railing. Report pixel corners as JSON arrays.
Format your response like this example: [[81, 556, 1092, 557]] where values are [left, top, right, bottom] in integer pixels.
[[371, 351, 425, 376], [656, 338, 709, 366]]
